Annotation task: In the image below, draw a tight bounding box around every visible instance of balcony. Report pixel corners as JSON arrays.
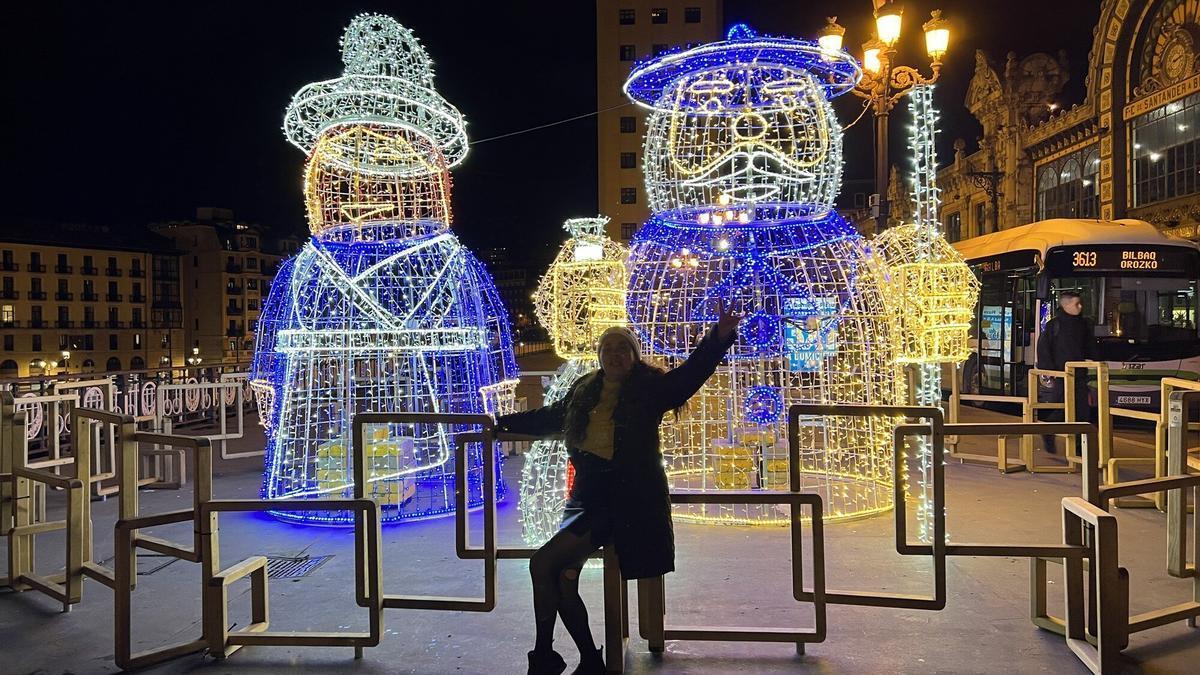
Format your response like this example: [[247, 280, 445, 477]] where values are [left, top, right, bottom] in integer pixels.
[[81, 292, 99, 302], [1, 261, 17, 272], [81, 266, 99, 276], [55, 292, 73, 301], [225, 263, 243, 274], [27, 263, 45, 273], [0, 290, 17, 300], [27, 290, 47, 300], [105, 319, 124, 328], [82, 319, 99, 328], [55, 265, 73, 274], [226, 305, 244, 316], [55, 320, 75, 328], [226, 328, 245, 338], [226, 285, 243, 295], [28, 319, 45, 329], [0, 320, 17, 328], [129, 268, 145, 278], [130, 320, 146, 328], [105, 267, 123, 277], [106, 293, 124, 302]]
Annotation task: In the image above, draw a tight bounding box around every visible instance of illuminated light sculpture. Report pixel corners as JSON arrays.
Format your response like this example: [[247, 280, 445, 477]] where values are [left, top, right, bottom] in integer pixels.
[[520, 217, 629, 545], [251, 14, 519, 525], [624, 24, 903, 525], [873, 84, 979, 540]]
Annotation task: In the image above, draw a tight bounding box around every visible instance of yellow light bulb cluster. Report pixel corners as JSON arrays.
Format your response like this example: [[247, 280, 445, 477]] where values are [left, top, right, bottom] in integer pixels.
[[874, 223, 979, 364], [532, 217, 630, 360]]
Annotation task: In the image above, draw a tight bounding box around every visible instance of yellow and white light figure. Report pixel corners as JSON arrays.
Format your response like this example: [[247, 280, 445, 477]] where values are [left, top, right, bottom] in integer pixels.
[[251, 14, 519, 525], [532, 217, 630, 360], [625, 25, 902, 525], [873, 84, 979, 540], [520, 217, 629, 544]]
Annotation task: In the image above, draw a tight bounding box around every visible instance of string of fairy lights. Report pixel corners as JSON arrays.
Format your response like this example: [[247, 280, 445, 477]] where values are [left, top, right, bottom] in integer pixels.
[[873, 84, 979, 540]]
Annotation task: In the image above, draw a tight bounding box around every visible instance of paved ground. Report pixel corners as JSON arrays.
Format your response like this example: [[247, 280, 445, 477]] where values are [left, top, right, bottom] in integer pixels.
[[2, 387, 1197, 674]]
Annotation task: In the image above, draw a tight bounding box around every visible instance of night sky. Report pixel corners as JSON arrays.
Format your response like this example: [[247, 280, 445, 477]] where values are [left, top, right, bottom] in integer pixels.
[[6, 1, 1098, 272]]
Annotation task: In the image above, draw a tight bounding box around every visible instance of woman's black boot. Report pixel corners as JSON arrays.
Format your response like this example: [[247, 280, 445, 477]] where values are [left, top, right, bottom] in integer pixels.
[[571, 647, 605, 674], [527, 648, 567, 675]]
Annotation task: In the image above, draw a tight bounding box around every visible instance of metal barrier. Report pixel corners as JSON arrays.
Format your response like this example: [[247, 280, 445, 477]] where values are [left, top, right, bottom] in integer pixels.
[[5, 398, 1200, 674]]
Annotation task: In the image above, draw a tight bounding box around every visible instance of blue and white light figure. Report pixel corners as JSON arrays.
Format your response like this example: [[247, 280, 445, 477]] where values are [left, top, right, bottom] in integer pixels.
[[624, 25, 903, 524], [250, 14, 519, 525]]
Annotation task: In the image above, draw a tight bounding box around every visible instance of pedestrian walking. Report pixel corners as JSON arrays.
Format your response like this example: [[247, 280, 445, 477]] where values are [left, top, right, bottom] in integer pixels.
[[1036, 291, 1097, 453]]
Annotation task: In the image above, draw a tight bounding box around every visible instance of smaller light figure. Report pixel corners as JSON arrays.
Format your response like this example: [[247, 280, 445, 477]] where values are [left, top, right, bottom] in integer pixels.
[[519, 217, 629, 545]]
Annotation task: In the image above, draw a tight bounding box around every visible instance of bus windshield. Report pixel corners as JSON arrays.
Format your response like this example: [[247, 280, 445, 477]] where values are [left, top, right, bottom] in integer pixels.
[[1052, 276, 1199, 360]]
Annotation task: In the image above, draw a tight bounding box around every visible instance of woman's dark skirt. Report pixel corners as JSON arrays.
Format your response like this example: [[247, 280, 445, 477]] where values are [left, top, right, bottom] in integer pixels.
[[560, 450, 616, 546]]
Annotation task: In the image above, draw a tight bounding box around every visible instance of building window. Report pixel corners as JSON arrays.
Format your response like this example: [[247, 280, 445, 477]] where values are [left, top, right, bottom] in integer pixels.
[[685, 7, 702, 23], [1035, 145, 1099, 220], [3, 335, 12, 351], [652, 43, 668, 56], [945, 212, 962, 242], [974, 202, 987, 235], [619, 44, 636, 61], [32, 335, 41, 351], [620, 187, 638, 204], [620, 152, 637, 169], [651, 8, 667, 23], [109, 334, 118, 350], [1, 304, 12, 323], [619, 116, 636, 133], [621, 223, 637, 240], [618, 8, 635, 24], [1132, 92, 1200, 207]]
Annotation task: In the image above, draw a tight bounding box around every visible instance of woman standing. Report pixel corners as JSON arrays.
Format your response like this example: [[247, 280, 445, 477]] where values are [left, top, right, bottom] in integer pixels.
[[497, 305, 740, 675]]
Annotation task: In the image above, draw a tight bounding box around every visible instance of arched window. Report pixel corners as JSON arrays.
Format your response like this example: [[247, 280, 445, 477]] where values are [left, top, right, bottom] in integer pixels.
[[0, 359, 18, 376], [1036, 166, 1058, 220], [106, 357, 121, 371], [1081, 148, 1100, 217], [130, 356, 146, 370], [81, 359, 95, 373], [1036, 146, 1099, 220]]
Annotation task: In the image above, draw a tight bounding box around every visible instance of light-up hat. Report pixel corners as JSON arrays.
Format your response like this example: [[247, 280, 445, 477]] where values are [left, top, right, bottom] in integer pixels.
[[623, 23, 862, 110], [283, 13, 469, 168]]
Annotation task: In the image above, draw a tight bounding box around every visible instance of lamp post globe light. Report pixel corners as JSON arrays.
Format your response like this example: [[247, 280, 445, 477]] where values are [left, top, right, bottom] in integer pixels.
[[820, 3, 951, 232]]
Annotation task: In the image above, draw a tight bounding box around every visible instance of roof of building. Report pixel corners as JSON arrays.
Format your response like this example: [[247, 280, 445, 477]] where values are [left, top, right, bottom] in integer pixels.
[[952, 218, 1200, 261], [1, 222, 183, 255]]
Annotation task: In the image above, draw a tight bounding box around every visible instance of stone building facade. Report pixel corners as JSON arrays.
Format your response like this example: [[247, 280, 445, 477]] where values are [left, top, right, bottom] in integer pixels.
[[938, 0, 1200, 243]]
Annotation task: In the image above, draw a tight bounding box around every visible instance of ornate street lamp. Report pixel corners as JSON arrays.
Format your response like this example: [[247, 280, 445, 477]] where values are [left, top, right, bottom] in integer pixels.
[[821, 5, 951, 231]]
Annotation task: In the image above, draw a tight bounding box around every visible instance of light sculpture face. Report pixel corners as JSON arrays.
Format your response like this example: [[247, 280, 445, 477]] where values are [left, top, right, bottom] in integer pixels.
[[644, 70, 843, 213], [304, 124, 452, 240]]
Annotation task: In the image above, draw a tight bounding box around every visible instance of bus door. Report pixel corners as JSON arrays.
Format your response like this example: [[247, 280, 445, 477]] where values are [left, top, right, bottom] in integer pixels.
[[977, 274, 1016, 396]]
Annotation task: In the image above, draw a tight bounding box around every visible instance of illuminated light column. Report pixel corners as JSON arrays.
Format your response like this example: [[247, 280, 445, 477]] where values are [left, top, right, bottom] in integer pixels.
[[250, 14, 519, 525], [624, 24, 903, 525], [520, 217, 629, 545], [873, 84, 979, 540]]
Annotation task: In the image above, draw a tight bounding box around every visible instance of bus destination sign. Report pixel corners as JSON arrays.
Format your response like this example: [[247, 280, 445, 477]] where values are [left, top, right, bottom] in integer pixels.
[[1048, 246, 1198, 275]]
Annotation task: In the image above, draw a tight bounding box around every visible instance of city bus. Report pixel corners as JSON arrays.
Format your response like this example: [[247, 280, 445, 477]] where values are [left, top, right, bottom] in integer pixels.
[[953, 218, 1200, 411]]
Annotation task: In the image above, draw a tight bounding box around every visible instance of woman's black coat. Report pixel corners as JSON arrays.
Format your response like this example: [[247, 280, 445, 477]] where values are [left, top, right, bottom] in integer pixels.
[[496, 325, 734, 580]]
